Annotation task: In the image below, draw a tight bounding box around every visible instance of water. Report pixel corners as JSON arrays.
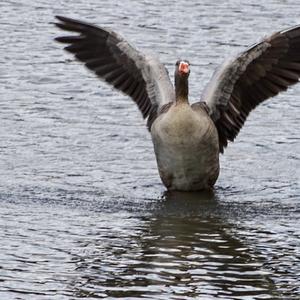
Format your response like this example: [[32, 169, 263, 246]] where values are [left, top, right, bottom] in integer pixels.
[[0, 0, 299, 299]]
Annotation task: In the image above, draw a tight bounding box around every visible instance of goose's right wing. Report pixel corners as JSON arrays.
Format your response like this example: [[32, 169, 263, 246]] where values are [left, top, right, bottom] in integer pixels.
[[54, 16, 175, 129]]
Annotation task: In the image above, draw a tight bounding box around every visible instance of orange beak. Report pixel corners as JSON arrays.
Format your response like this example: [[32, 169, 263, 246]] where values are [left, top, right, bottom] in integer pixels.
[[179, 62, 189, 74]]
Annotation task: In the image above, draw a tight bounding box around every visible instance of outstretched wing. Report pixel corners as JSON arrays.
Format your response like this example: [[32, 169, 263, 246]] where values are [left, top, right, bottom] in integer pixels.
[[202, 25, 300, 152], [54, 16, 174, 129]]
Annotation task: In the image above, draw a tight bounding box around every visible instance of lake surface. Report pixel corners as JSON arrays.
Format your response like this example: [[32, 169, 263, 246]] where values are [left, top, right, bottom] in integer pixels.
[[0, 0, 299, 299]]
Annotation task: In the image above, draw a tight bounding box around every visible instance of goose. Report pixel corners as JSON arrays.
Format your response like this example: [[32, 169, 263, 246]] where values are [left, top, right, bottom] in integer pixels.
[[55, 16, 300, 191]]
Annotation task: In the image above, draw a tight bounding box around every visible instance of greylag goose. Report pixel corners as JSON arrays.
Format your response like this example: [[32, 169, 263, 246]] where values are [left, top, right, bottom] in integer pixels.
[[55, 16, 300, 191]]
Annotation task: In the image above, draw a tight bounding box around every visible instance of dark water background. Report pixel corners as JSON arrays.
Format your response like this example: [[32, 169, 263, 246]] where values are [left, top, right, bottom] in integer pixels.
[[0, 0, 299, 299]]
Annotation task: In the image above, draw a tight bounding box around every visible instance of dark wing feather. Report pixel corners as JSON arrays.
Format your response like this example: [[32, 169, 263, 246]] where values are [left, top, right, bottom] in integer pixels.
[[54, 16, 174, 129], [202, 25, 300, 152]]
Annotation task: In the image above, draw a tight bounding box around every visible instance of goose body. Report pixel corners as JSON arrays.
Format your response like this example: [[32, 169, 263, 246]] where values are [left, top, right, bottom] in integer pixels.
[[151, 102, 219, 191], [55, 16, 300, 191]]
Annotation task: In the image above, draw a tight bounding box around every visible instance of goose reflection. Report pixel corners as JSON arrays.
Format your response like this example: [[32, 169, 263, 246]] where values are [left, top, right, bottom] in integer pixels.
[[70, 191, 280, 299]]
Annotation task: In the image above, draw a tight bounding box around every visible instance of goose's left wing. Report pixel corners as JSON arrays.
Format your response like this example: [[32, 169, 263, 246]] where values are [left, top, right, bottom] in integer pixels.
[[201, 25, 300, 152]]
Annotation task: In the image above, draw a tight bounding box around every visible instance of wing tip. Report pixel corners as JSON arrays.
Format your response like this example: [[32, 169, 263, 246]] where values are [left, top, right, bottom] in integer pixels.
[[55, 15, 75, 23], [55, 15, 64, 21]]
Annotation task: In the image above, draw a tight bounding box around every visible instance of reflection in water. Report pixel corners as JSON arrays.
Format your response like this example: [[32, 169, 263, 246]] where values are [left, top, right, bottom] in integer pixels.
[[71, 192, 279, 299]]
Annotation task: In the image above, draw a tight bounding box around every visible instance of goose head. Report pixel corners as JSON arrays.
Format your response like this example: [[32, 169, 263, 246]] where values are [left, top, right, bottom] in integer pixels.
[[175, 60, 190, 102]]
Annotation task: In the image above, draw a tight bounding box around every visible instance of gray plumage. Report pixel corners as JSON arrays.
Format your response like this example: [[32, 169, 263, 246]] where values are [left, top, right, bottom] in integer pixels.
[[202, 25, 300, 152], [55, 16, 174, 129]]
